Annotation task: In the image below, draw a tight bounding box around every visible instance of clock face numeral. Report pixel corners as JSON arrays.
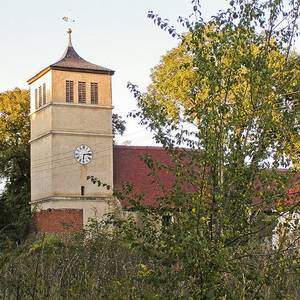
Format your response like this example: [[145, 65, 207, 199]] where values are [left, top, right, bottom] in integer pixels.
[[74, 144, 93, 165]]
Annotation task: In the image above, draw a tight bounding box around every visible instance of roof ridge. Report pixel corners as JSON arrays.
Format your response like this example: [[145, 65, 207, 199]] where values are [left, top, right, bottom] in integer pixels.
[[113, 145, 164, 150]]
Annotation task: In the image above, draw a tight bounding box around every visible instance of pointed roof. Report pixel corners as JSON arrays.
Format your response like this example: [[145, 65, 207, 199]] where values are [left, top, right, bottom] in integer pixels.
[[28, 28, 114, 84]]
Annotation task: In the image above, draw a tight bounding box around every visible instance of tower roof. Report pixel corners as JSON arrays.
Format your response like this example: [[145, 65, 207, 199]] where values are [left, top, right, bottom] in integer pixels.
[[28, 28, 114, 84]]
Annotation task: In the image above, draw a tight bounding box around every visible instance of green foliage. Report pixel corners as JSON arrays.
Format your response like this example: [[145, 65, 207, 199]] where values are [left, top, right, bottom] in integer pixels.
[[124, 0, 300, 298], [112, 113, 126, 138], [0, 88, 31, 246], [1, 1, 300, 298], [0, 228, 160, 299], [0, 221, 299, 299], [147, 36, 197, 120], [28, 234, 65, 254], [145, 2, 300, 165]]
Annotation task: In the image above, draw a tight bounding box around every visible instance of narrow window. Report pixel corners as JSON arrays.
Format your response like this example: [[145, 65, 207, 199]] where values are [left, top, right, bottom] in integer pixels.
[[42, 83, 46, 105], [162, 215, 173, 227], [81, 186, 85, 196], [91, 82, 98, 104], [38, 86, 42, 107], [66, 80, 74, 102], [35, 88, 38, 109], [78, 81, 86, 103]]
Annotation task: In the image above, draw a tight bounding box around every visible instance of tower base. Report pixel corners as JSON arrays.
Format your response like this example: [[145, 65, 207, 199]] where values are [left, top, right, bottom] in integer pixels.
[[32, 196, 118, 233]]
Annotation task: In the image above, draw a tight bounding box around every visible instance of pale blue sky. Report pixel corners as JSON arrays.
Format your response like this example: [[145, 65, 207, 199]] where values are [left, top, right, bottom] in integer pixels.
[[0, 0, 227, 145]]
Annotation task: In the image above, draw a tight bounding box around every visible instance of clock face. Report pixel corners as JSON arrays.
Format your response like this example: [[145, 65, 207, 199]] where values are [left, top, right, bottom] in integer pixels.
[[74, 144, 93, 165]]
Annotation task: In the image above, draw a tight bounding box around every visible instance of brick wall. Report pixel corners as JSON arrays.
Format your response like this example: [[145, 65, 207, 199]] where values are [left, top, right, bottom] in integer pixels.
[[34, 208, 83, 233]]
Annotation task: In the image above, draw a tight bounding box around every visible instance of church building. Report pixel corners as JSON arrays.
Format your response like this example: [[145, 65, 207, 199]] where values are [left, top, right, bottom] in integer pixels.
[[28, 29, 299, 234], [28, 29, 171, 232]]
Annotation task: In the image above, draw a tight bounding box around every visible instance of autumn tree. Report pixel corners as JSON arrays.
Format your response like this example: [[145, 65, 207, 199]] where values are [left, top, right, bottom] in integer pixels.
[[122, 0, 300, 297], [0, 88, 31, 245]]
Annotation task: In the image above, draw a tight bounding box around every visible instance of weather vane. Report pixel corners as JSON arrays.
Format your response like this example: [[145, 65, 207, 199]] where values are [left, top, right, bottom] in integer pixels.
[[62, 16, 75, 25], [62, 10, 75, 32]]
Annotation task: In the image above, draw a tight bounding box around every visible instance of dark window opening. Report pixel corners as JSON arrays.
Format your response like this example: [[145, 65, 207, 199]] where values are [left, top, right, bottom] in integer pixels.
[[66, 80, 74, 102], [38, 86, 42, 107], [162, 215, 172, 226], [91, 82, 98, 104], [35, 88, 38, 109], [81, 186, 85, 196], [42, 83, 46, 105], [78, 81, 86, 103]]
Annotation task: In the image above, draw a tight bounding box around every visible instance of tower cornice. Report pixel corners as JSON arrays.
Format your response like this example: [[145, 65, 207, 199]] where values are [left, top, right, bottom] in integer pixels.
[[29, 130, 114, 144], [29, 101, 113, 116]]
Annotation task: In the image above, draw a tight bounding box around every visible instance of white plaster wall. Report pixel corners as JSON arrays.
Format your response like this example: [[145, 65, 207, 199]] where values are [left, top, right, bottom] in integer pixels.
[[51, 104, 112, 134], [29, 71, 52, 113], [31, 134, 52, 201], [30, 105, 52, 139], [51, 133, 113, 197]]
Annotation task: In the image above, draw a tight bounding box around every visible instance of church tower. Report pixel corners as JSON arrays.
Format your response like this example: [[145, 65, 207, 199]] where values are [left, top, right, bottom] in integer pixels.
[[28, 29, 115, 232]]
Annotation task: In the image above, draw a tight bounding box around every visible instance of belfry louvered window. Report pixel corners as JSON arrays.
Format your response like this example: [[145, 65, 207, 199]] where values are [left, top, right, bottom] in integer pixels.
[[38, 86, 42, 107], [42, 83, 46, 105], [35, 88, 38, 109], [91, 82, 98, 104], [78, 81, 86, 103], [66, 80, 74, 102]]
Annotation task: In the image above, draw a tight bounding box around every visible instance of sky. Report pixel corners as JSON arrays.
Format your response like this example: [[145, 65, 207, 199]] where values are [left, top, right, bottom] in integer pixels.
[[0, 0, 227, 146]]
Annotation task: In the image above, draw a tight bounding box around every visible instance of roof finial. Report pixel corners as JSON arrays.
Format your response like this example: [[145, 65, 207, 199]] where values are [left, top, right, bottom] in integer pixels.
[[67, 28, 72, 47]]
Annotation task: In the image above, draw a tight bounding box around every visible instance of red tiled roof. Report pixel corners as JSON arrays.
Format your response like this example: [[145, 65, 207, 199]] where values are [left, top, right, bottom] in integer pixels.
[[113, 145, 176, 208], [113, 145, 300, 209], [285, 172, 300, 205]]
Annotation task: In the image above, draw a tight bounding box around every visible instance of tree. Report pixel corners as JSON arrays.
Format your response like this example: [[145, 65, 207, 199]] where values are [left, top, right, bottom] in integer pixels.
[[112, 113, 126, 138], [146, 36, 197, 120], [122, 0, 300, 297], [0, 88, 31, 245]]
